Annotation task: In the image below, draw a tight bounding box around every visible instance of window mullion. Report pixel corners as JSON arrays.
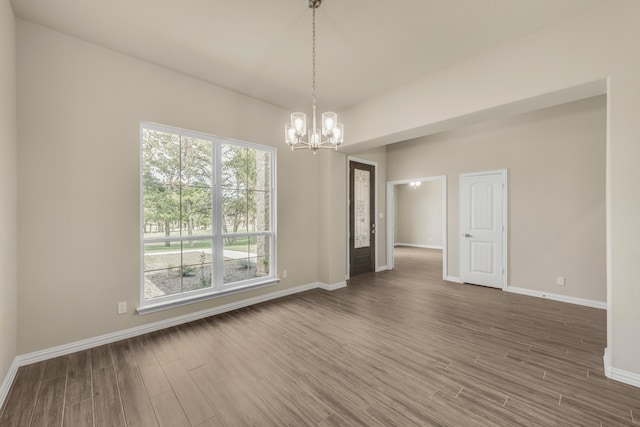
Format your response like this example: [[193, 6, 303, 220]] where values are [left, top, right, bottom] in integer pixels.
[[214, 140, 224, 290]]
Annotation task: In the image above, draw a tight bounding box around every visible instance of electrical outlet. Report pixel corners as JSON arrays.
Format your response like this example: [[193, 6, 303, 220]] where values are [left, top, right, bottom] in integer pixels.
[[282, 270, 288, 279], [556, 276, 566, 286], [117, 301, 127, 314]]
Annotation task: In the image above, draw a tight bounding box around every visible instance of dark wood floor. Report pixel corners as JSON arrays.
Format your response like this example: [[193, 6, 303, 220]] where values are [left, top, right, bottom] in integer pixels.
[[2, 247, 639, 426]]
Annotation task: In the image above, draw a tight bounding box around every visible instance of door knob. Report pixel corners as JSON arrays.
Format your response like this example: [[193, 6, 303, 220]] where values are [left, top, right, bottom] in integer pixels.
[[463, 233, 472, 238]]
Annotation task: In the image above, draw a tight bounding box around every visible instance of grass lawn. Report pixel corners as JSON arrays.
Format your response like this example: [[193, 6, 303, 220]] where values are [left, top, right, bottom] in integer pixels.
[[145, 236, 253, 253]]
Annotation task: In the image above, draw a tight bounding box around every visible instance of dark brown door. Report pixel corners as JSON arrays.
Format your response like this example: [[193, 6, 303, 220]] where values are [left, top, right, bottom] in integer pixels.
[[349, 161, 376, 277]]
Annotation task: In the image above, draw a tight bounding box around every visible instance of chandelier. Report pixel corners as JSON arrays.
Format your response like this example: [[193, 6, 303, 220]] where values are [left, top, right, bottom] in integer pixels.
[[285, 0, 344, 154]]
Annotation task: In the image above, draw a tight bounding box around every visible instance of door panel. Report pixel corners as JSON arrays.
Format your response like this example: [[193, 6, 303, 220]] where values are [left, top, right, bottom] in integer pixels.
[[460, 171, 505, 288], [350, 161, 375, 277]]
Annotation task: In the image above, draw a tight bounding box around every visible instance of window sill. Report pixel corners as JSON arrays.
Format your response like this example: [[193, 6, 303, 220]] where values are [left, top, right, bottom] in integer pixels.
[[136, 278, 280, 315]]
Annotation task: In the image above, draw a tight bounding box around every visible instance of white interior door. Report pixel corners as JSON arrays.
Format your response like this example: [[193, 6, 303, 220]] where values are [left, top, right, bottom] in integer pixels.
[[460, 170, 506, 289]]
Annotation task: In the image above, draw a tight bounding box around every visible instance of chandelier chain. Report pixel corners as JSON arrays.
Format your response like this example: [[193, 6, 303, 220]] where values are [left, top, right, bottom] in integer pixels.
[[311, 5, 317, 108]]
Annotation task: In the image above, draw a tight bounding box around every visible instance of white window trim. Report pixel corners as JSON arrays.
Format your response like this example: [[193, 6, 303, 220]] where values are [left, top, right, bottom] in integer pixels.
[[138, 122, 277, 314]]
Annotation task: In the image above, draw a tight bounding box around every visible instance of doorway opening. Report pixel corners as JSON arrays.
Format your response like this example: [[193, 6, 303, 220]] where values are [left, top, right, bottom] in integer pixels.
[[386, 176, 448, 278]]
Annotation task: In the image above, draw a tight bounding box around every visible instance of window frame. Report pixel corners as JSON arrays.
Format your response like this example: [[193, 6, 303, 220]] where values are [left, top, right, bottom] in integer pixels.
[[138, 122, 277, 314]]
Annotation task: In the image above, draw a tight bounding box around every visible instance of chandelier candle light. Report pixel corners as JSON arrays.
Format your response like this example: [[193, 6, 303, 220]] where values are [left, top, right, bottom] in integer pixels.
[[285, 0, 344, 153]]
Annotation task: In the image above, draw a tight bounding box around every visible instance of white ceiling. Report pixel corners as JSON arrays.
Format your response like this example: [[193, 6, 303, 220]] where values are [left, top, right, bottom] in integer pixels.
[[11, 0, 608, 112]]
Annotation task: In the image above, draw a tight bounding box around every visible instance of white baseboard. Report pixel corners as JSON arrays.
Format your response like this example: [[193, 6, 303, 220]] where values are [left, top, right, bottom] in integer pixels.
[[376, 265, 388, 272], [318, 281, 347, 291], [444, 276, 463, 283], [394, 243, 443, 250], [604, 347, 612, 377], [505, 286, 606, 310], [14, 282, 332, 368], [604, 348, 640, 388], [0, 358, 19, 411]]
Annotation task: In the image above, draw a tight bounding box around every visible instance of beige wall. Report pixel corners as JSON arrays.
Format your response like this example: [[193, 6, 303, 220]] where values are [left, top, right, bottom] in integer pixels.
[[349, 146, 388, 271], [340, 1, 640, 375], [319, 150, 348, 285], [0, 0, 17, 389], [395, 181, 443, 248], [16, 20, 323, 354], [387, 95, 606, 302]]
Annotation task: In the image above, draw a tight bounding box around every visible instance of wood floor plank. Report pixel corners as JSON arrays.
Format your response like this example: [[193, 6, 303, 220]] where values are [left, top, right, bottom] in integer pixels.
[[261, 353, 334, 423], [110, 336, 159, 426], [4, 247, 640, 426], [250, 376, 319, 427], [91, 345, 114, 372], [318, 412, 351, 427], [161, 359, 214, 426], [194, 417, 224, 427], [129, 337, 172, 398], [147, 331, 178, 366], [169, 324, 207, 371], [93, 366, 125, 427], [30, 376, 66, 427], [63, 398, 93, 427], [41, 355, 69, 381], [66, 351, 92, 405], [116, 365, 158, 427], [190, 364, 273, 427], [150, 390, 189, 427], [110, 340, 138, 371]]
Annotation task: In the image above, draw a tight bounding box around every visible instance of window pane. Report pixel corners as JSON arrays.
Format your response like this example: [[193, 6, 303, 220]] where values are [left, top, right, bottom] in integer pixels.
[[143, 129, 181, 241], [181, 135, 213, 187], [354, 168, 371, 248], [181, 240, 213, 292], [248, 190, 270, 232], [144, 242, 182, 271], [223, 237, 250, 284], [249, 235, 270, 258], [222, 189, 248, 234], [180, 186, 212, 236], [221, 144, 248, 190], [248, 257, 270, 279], [249, 235, 270, 279], [144, 242, 182, 300], [143, 186, 180, 239], [223, 235, 270, 284], [223, 235, 250, 258], [248, 149, 271, 192]]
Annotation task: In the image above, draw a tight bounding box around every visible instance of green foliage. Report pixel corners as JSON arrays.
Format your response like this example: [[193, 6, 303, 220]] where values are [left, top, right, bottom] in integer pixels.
[[221, 145, 257, 238], [237, 259, 252, 270], [181, 265, 196, 277], [142, 129, 213, 239], [199, 251, 211, 288]]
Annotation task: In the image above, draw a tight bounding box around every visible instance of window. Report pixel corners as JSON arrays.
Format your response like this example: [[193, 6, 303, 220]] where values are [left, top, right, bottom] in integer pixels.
[[140, 123, 275, 312]]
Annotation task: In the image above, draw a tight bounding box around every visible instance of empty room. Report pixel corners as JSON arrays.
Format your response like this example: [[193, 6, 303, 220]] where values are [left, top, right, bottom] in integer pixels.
[[2, 0, 640, 425]]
